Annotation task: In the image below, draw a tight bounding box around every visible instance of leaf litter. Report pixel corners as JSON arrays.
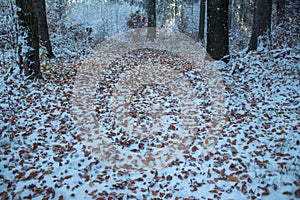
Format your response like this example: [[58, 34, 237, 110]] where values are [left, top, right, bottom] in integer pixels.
[[0, 48, 299, 199]]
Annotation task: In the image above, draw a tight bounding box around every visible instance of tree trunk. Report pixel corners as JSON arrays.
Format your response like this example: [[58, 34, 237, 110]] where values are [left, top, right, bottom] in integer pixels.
[[147, 0, 156, 40], [34, 0, 55, 58], [276, 0, 286, 22], [163, 0, 176, 28], [16, 0, 42, 78], [206, 0, 229, 61], [199, 0, 205, 41], [175, 0, 183, 30], [248, 0, 272, 51]]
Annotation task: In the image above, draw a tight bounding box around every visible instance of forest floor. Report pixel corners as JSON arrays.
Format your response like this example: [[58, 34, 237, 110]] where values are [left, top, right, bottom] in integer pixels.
[[0, 42, 299, 199]]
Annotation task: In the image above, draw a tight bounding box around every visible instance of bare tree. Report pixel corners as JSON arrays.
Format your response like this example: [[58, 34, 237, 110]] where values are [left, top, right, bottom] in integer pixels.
[[276, 0, 286, 23], [16, 0, 41, 78], [147, 0, 156, 40], [34, 0, 55, 58], [248, 0, 272, 51], [206, 0, 229, 61], [199, 0, 205, 41]]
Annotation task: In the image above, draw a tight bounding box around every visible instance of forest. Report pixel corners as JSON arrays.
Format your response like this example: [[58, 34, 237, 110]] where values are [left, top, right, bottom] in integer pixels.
[[0, 0, 299, 199]]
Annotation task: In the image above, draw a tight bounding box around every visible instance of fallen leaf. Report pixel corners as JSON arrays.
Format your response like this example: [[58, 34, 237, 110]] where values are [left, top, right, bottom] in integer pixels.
[[33, 143, 38, 151], [27, 171, 38, 180], [191, 145, 198, 152], [295, 188, 300, 198], [228, 174, 240, 183], [169, 124, 177, 131], [152, 190, 158, 196], [64, 175, 72, 179], [77, 135, 82, 142], [231, 147, 238, 155], [282, 191, 292, 195]]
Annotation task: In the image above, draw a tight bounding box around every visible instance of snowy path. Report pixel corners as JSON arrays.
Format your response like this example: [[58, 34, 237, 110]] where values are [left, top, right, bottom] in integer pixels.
[[0, 49, 299, 199]]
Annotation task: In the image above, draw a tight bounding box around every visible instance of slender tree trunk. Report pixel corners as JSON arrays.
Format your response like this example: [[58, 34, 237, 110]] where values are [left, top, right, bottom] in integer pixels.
[[206, 0, 229, 61], [276, 0, 286, 22], [147, 0, 156, 40], [16, 0, 41, 78], [248, 0, 272, 51], [34, 0, 55, 58], [163, 0, 176, 28], [175, 0, 182, 30], [199, 0, 205, 41]]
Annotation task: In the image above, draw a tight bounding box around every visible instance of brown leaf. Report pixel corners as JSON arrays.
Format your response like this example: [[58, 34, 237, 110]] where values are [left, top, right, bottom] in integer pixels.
[[151, 190, 158, 196], [282, 191, 292, 195], [89, 189, 98, 196], [165, 193, 172, 198], [77, 135, 82, 142], [27, 171, 38, 180], [64, 175, 72, 179], [277, 162, 286, 168], [169, 124, 177, 131], [247, 137, 256, 144], [89, 181, 94, 187], [228, 174, 240, 183], [231, 147, 238, 155], [54, 157, 62, 162], [19, 150, 26, 157], [33, 143, 38, 151], [295, 188, 300, 198], [209, 189, 218, 193], [242, 182, 247, 194], [92, 148, 100, 153], [191, 145, 198, 152]]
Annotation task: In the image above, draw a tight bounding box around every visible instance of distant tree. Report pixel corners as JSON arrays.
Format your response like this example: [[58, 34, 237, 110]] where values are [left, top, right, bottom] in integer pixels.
[[248, 0, 272, 51], [175, 0, 183, 30], [199, 0, 205, 41], [276, 0, 286, 21], [206, 0, 229, 61], [147, 0, 156, 40], [16, 0, 42, 78], [34, 0, 55, 58]]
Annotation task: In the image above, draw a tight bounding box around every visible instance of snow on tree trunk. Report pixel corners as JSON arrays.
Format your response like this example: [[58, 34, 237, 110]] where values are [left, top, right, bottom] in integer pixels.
[[206, 0, 229, 61], [16, 0, 41, 78], [248, 0, 272, 51]]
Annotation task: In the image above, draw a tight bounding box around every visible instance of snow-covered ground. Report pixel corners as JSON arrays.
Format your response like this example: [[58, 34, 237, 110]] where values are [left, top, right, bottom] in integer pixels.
[[1, 46, 299, 200], [0, 0, 300, 199]]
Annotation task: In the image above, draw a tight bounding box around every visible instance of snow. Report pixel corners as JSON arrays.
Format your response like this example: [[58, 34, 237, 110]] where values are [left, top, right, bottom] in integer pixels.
[[0, 0, 300, 199]]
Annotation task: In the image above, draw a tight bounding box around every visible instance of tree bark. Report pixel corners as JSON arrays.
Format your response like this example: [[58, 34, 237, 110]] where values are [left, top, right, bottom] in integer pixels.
[[206, 0, 229, 61], [163, 0, 176, 28], [34, 0, 55, 58], [175, 0, 182, 30], [199, 0, 205, 41], [16, 0, 42, 78], [248, 0, 272, 51], [147, 0, 156, 40], [276, 0, 286, 21]]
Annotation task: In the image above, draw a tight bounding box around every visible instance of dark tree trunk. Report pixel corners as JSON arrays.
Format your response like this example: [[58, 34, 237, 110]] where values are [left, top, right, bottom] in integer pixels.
[[16, 0, 41, 78], [147, 0, 156, 40], [199, 0, 205, 41], [276, 0, 286, 21], [206, 0, 229, 61], [34, 0, 55, 58], [248, 0, 272, 51]]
